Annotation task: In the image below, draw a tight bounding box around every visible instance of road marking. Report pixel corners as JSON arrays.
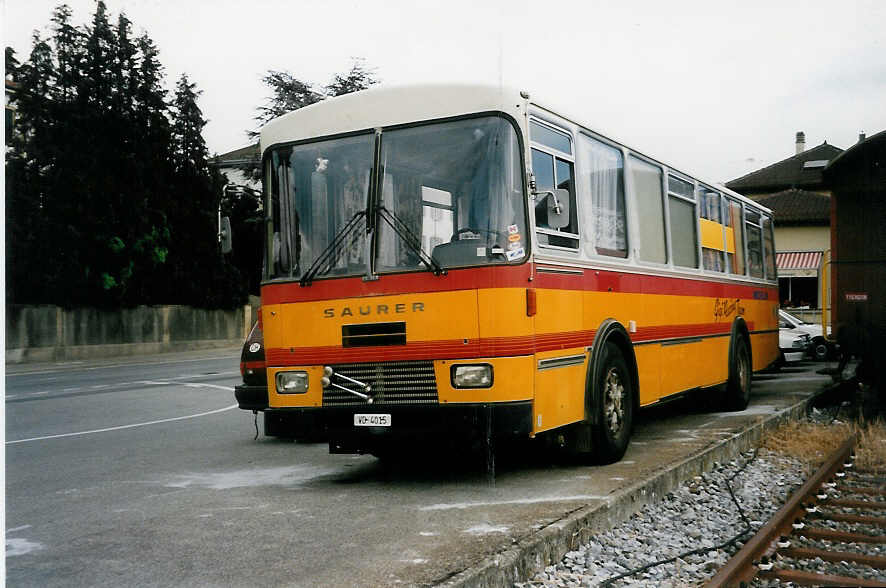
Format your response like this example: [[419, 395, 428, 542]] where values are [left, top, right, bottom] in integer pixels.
[[6, 400, 238, 445], [7, 525, 32, 533], [6, 352, 238, 377]]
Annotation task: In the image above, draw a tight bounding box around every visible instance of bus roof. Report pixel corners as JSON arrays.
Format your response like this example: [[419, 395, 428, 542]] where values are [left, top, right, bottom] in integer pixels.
[[259, 83, 769, 214], [259, 83, 525, 152]]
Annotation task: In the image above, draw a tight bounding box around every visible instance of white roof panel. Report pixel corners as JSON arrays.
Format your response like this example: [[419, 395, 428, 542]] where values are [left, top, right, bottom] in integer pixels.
[[260, 84, 525, 152]]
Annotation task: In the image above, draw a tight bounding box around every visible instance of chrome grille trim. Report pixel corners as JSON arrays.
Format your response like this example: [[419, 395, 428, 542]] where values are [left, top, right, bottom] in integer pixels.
[[322, 360, 438, 406]]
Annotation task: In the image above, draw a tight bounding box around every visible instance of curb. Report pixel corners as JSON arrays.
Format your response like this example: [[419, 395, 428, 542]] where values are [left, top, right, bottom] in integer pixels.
[[438, 395, 813, 587]]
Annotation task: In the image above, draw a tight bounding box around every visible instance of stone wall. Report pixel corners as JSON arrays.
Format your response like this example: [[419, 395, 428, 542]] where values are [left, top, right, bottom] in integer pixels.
[[5, 302, 258, 363]]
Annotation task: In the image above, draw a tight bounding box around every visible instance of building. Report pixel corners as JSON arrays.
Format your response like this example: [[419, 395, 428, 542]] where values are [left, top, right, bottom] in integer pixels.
[[823, 130, 886, 387], [210, 143, 260, 189], [726, 132, 845, 311]]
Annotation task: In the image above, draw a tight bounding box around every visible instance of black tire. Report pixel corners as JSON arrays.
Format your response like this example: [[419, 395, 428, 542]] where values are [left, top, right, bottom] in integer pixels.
[[724, 336, 751, 411], [591, 342, 633, 464], [812, 338, 830, 361]]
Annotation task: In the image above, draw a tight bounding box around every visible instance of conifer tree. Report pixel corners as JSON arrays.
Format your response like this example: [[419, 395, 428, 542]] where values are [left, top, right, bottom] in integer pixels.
[[6, 1, 242, 308]]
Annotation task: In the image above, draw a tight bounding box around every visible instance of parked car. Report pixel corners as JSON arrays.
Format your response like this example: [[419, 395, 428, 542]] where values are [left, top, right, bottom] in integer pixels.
[[234, 318, 325, 441], [779, 327, 811, 364], [235, 320, 268, 410], [778, 309, 834, 361]]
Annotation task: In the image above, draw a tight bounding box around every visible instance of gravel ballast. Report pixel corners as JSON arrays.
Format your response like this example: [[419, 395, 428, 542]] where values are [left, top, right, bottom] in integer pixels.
[[517, 449, 808, 587]]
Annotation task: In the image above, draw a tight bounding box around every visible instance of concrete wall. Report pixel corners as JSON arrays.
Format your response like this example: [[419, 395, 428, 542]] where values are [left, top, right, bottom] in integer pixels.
[[6, 302, 257, 364]]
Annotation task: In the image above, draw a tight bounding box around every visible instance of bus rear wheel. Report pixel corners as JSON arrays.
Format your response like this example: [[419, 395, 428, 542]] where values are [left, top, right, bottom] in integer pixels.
[[591, 343, 633, 464], [723, 336, 751, 411]]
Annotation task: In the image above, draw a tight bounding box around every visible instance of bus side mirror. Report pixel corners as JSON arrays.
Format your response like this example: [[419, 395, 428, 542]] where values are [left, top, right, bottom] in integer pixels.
[[545, 189, 570, 229], [219, 216, 233, 254]]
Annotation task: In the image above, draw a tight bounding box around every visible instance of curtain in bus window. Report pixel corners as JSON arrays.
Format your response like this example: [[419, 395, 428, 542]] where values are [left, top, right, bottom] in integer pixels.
[[378, 174, 398, 268], [273, 149, 293, 275], [745, 212, 763, 278], [335, 167, 370, 267], [629, 156, 666, 263], [699, 189, 725, 272], [727, 200, 745, 275], [311, 159, 330, 259], [578, 135, 626, 257]]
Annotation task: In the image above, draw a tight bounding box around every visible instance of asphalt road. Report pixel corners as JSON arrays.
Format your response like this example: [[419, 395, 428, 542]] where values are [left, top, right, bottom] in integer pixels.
[[5, 350, 832, 587]]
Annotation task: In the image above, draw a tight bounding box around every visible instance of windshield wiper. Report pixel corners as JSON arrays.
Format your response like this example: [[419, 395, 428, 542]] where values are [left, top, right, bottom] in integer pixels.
[[299, 210, 367, 287], [377, 206, 447, 276]]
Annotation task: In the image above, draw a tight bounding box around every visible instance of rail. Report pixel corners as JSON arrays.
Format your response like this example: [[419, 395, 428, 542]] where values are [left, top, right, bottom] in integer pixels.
[[707, 433, 886, 586]]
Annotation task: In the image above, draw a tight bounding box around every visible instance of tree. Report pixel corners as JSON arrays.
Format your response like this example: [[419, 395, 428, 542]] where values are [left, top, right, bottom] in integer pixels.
[[6, 1, 245, 309], [325, 57, 379, 97], [6, 34, 58, 304]]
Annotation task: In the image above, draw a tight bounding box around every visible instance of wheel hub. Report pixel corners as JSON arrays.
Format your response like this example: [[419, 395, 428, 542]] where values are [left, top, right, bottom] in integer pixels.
[[603, 368, 625, 435]]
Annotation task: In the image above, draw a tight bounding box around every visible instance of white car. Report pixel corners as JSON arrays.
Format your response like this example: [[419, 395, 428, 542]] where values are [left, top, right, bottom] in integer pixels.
[[778, 309, 834, 361], [779, 327, 811, 363]]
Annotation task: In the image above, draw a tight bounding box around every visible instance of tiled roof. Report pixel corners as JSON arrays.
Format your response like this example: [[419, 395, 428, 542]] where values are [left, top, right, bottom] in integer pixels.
[[726, 142, 844, 192], [757, 189, 830, 225]]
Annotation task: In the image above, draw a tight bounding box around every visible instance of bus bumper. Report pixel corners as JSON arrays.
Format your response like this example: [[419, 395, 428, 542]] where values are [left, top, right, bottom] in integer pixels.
[[323, 401, 533, 454]]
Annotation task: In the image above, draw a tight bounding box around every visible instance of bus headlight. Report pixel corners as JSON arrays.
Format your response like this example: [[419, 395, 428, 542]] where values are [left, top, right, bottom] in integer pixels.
[[276, 371, 309, 394], [451, 364, 493, 388]]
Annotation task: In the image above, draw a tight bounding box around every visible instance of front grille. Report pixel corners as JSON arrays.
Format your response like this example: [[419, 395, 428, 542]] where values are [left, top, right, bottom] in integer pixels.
[[342, 322, 406, 347], [322, 360, 438, 407]]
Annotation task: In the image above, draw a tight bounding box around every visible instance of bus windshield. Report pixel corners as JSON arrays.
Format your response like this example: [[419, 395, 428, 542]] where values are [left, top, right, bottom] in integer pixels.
[[266, 115, 527, 280]]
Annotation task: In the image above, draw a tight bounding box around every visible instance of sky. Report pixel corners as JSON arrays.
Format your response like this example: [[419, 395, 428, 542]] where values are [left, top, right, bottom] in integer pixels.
[[4, 0, 885, 184]]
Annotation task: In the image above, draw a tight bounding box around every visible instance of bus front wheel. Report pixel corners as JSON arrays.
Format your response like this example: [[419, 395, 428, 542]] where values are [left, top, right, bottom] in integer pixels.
[[591, 343, 633, 464]]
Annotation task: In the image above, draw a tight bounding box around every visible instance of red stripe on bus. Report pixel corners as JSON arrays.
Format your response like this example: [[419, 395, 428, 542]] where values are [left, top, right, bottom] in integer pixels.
[[265, 321, 755, 366], [262, 265, 532, 304], [261, 265, 777, 305]]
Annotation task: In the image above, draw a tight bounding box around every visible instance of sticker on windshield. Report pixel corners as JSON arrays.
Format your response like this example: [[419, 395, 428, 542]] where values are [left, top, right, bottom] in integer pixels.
[[476, 247, 486, 257], [508, 241, 522, 251], [506, 248, 525, 261], [508, 224, 519, 234], [508, 234, 521, 242]]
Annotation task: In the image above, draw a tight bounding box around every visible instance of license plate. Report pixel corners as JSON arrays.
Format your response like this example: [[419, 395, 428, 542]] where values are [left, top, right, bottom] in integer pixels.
[[354, 413, 391, 427]]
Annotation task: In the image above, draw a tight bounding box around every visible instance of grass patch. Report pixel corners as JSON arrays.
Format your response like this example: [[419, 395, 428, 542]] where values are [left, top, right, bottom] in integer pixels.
[[761, 420, 886, 473]]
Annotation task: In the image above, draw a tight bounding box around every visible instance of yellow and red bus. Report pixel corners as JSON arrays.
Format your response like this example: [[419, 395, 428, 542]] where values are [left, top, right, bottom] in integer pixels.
[[252, 84, 779, 462]]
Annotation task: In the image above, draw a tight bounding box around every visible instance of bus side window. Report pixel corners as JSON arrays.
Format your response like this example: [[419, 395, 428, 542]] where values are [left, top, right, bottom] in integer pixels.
[[667, 175, 698, 268], [577, 134, 627, 258], [629, 155, 666, 264], [745, 208, 764, 278], [762, 215, 776, 280], [698, 188, 725, 272], [532, 147, 578, 248], [726, 199, 745, 275]]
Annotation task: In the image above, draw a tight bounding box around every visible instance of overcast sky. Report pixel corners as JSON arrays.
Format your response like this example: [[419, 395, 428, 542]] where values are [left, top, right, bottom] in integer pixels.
[[5, 0, 885, 184]]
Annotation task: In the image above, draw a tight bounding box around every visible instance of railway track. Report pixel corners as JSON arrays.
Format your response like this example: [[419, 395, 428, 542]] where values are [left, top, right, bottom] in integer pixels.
[[707, 434, 886, 587]]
